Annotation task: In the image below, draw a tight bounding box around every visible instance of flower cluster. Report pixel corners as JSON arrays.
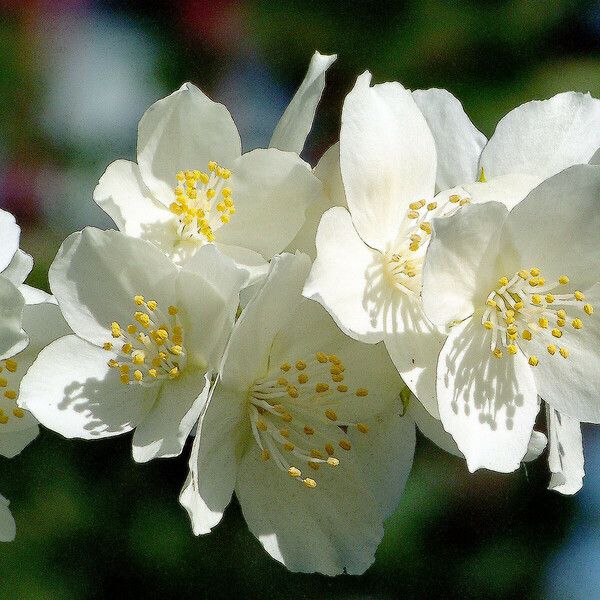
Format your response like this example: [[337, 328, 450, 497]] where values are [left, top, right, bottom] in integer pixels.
[[3, 50, 600, 575]]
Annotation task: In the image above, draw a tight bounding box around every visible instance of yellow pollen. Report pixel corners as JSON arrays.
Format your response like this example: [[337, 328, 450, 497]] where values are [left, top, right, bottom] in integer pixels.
[[0, 378, 5, 387], [530, 268, 540, 277], [304, 426, 314, 435], [356, 388, 368, 397], [552, 328, 562, 338], [545, 294, 555, 303], [584, 303, 594, 315], [315, 383, 329, 393], [547, 345, 557, 355], [277, 377, 288, 386], [339, 439, 352, 451], [4, 390, 17, 400], [134, 295, 144, 305], [0, 415, 8, 425], [148, 369, 158, 378], [507, 344, 518, 355], [126, 324, 137, 335], [483, 321, 494, 330], [493, 349, 503, 358], [498, 277, 509, 286], [297, 373, 308, 384], [514, 301, 524, 310], [295, 360, 306, 370], [557, 318, 566, 327], [303, 478, 317, 489], [280, 362, 291, 372], [120, 374, 129, 384], [531, 294, 542, 305], [518, 270, 529, 279], [356, 423, 369, 433], [337, 384, 348, 392], [279, 428, 289, 438], [486, 299, 497, 308], [256, 420, 267, 432], [539, 317, 549, 329], [288, 467, 301, 478], [427, 202, 437, 211], [133, 370, 143, 382], [12, 407, 24, 418], [287, 386, 299, 399], [283, 442, 295, 452], [572, 318, 583, 329], [522, 330, 532, 341], [407, 210, 420, 219], [325, 409, 337, 421], [507, 325, 518, 336], [575, 291, 585, 301], [316, 352, 328, 363], [310, 449, 324, 459], [308, 461, 320, 471], [261, 449, 270, 461], [449, 194, 460, 203], [559, 347, 569, 358], [111, 322, 121, 338], [420, 222, 432, 234], [559, 275, 570, 285], [168, 305, 178, 315], [327, 457, 340, 466], [557, 309, 567, 320], [325, 443, 335, 456], [528, 356, 539, 366], [281, 412, 293, 423]]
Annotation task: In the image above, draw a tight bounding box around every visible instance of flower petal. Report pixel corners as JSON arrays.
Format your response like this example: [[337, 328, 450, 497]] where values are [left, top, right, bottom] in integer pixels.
[[503, 164, 600, 290], [0, 277, 26, 360], [0, 494, 15, 542], [526, 283, 600, 423], [303, 207, 389, 343], [464, 173, 543, 211], [340, 72, 436, 251], [19, 335, 156, 439], [412, 88, 486, 190], [221, 252, 312, 392], [0, 209, 19, 273], [215, 148, 320, 259], [347, 397, 415, 519], [137, 83, 241, 201], [269, 51, 336, 155], [285, 142, 346, 259], [212, 243, 268, 286], [236, 445, 384, 575], [49, 228, 177, 346], [437, 318, 539, 473], [383, 296, 446, 418], [180, 387, 248, 534], [94, 159, 176, 241], [422, 202, 510, 327], [547, 407, 584, 495], [1, 250, 33, 286], [270, 297, 402, 422], [480, 92, 600, 180], [0, 426, 39, 459], [132, 372, 209, 462]]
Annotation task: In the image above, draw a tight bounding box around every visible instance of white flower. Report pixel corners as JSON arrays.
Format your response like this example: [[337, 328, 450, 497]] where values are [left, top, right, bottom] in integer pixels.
[[304, 72, 454, 418], [19, 228, 246, 462], [93, 52, 334, 277], [413, 87, 600, 207], [180, 252, 414, 575], [422, 164, 600, 475]]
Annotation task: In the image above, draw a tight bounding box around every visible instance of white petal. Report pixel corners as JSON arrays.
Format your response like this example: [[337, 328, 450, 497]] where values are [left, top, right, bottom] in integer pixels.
[[348, 397, 415, 519], [215, 149, 320, 259], [221, 253, 312, 392], [523, 430, 548, 462], [503, 165, 600, 290], [464, 173, 543, 211], [212, 243, 268, 286], [480, 92, 600, 180], [49, 228, 177, 346], [19, 335, 156, 439], [236, 446, 384, 575], [407, 396, 462, 457], [0, 426, 39, 459], [180, 387, 248, 534], [137, 83, 241, 201], [132, 372, 209, 462], [286, 142, 346, 259], [340, 72, 436, 250], [303, 207, 389, 343], [589, 146, 600, 164], [94, 159, 176, 240], [422, 202, 510, 327], [18, 284, 53, 305], [0, 209, 19, 273], [547, 407, 584, 495], [0, 494, 16, 542], [0, 277, 26, 360], [527, 283, 600, 423], [437, 319, 540, 473], [1, 250, 33, 286], [269, 52, 337, 154], [412, 88, 486, 190], [383, 296, 446, 418], [270, 297, 403, 422]]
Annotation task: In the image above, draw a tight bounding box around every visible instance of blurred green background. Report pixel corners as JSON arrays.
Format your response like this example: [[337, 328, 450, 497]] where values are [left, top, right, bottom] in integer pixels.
[[2, 0, 600, 597]]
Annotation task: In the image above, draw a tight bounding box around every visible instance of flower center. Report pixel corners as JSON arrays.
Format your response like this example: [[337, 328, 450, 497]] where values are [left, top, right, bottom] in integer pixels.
[[481, 268, 593, 365], [386, 194, 470, 294], [169, 161, 235, 243], [0, 358, 25, 425], [104, 296, 187, 386], [248, 351, 369, 489]]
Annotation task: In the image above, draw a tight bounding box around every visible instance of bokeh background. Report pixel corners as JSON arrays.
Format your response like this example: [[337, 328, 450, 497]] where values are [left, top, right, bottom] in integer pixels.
[[2, 0, 600, 597]]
